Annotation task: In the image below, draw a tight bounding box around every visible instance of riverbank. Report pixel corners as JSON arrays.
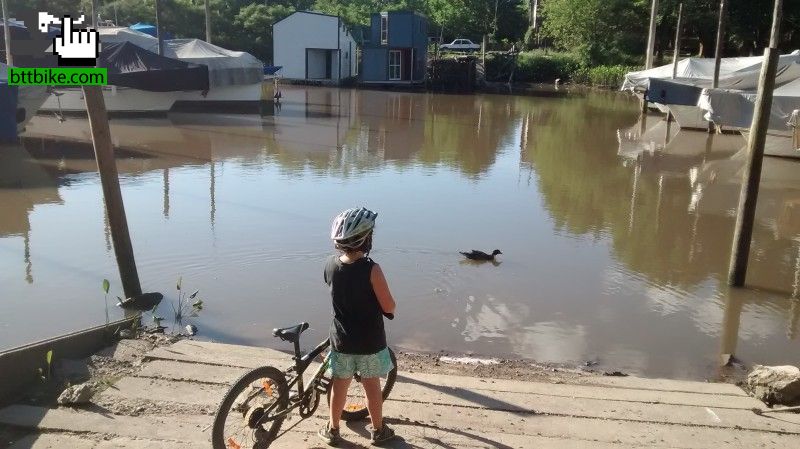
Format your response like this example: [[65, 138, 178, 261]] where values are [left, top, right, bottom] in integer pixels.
[[1, 336, 791, 448]]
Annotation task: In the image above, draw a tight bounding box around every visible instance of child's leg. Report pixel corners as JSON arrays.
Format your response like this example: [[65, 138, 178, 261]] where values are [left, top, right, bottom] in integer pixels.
[[362, 377, 383, 430], [329, 377, 352, 429]]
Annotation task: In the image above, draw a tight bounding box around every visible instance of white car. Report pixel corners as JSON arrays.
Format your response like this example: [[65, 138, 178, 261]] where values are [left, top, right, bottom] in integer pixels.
[[440, 39, 481, 52]]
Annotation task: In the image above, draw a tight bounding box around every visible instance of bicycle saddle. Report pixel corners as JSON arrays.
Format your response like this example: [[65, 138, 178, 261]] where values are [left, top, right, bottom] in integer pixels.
[[272, 322, 309, 343]]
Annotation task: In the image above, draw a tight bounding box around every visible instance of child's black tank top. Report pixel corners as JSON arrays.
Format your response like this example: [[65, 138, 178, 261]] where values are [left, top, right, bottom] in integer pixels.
[[324, 255, 387, 355]]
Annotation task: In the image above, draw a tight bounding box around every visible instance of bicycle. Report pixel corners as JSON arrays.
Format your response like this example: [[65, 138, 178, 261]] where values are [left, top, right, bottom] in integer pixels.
[[212, 322, 397, 448]]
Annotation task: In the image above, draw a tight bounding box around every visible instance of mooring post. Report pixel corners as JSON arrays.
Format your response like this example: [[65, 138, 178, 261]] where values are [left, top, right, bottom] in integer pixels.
[[154, 0, 164, 56], [709, 0, 728, 133], [671, 3, 683, 80], [83, 86, 143, 299], [642, 0, 660, 114], [91, 0, 98, 27], [204, 0, 212, 43], [1, 0, 13, 66], [645, 0, 659, 69], [728, 0, 783, 287]]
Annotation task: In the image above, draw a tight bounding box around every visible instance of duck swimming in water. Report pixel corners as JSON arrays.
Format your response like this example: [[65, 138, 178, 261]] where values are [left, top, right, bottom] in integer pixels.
[[459, 249, 502, 261]]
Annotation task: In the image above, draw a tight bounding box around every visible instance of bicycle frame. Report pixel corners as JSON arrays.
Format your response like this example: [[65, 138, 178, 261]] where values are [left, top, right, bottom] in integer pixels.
[[256, 337, 332, 424]]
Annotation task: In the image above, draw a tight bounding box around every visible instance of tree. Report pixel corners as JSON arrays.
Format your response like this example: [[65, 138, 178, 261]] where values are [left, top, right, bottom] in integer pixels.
[[541, 0, 647, 65], [234, 3, 293, 63]]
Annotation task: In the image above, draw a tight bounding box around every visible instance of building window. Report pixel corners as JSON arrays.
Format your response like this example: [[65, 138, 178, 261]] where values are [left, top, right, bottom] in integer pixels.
[[380, 13, 388, 45], [389, 50, 401, 80]]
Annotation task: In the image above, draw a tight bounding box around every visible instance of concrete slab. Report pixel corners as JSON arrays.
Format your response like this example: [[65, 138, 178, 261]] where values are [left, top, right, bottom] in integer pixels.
[[401, 372, 761, 409], [0, 405, 211, 444], [8, 433, 198, 449], [144, 339, 289, 368]]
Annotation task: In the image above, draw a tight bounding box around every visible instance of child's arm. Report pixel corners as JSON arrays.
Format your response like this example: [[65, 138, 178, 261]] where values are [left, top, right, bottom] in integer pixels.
[[371, 264, 396, 316]]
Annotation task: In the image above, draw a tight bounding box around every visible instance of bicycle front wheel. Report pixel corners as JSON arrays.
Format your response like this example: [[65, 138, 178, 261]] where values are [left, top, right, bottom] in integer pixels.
[[212, 366, 289, 449], [328, 348, 398, 421]]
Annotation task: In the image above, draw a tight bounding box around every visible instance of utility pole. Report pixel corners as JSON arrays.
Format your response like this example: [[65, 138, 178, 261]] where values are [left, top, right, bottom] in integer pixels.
[[204, 0, 212, 43], [1, 0, 13, 66], [83, 86, 143, 299], [671, 3, 683, 80], [728, 0, 783, 287], [155, 0, 164, 55]]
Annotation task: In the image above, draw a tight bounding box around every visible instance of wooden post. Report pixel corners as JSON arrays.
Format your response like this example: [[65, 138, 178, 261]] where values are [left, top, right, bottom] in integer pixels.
[[82, 86, 143, 299], [154, 0, 164, 56], [728, 0, 783, 287], [671, 3, 683, 79], [1, 0, 13, 66], [719, 288, 743, 366], [482, 34, 487, 67], [91, 0, 98, 28], [204, 0, 212, 43], [712, 0, 727, 88], [645, 0, 659, 69]]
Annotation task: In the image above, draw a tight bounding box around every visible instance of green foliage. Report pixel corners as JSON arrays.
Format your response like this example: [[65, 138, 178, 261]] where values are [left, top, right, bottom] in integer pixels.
[[571, 65, 634, 87], [487, 51, 580, 83], [541, 0, 647, 66]]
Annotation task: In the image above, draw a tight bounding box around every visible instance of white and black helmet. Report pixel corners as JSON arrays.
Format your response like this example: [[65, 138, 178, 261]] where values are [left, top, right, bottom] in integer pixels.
[[330, 207, 378, 244]]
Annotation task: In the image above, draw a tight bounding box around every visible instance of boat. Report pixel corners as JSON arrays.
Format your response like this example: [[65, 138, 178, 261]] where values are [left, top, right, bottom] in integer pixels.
[[622, 51, 800, 130], [0, 63, 49, 137], [699, 76, 800, 159], [98, 28, 266, 112], [40, 41, 209, 115]]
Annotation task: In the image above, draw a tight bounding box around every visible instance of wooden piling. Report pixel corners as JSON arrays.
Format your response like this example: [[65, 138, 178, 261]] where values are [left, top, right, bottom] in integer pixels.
[[728, 0, 783, 287], [154, 0, 164, 56], [82, 86, 143, 298], [1, 0, 13, 66], [709, 0, 728, 133], [645, 0, 659, 70], [204, 0, 212, 44], [671, 3, 683, 80], [91, 0, 98, 27]]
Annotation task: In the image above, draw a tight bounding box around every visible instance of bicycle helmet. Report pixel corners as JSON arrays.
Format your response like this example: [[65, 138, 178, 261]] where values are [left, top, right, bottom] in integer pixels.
[[330, 207, 378, 245]]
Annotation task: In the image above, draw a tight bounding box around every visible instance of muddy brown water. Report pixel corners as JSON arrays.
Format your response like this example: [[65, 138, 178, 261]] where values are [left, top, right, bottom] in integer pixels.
[[2, 85, 800, 380]]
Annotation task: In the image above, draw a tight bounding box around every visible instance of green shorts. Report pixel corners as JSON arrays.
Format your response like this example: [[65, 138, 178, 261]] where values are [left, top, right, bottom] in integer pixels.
[[327, 347, 394, 379]]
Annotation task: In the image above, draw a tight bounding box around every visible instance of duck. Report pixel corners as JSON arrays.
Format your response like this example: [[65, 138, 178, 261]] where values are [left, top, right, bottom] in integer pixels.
[[459, 249, 502, 261]]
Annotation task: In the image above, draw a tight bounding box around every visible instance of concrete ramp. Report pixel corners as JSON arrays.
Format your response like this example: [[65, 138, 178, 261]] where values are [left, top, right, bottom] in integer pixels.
[[1, 340, 798, 448]]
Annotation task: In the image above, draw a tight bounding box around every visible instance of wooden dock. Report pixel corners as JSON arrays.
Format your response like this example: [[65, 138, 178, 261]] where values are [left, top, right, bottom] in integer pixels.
[[1, 339, 799, 448]]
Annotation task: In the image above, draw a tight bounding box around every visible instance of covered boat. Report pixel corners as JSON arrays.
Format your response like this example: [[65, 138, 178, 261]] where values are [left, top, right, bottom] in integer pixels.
[[41, 41, 209, 114], [621, 51, 800, 130], [699, 76, 800, 158], [98, 28, 265, 112]]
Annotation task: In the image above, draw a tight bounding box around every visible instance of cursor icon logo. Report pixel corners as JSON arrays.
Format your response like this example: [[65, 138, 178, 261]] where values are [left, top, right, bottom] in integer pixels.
[[40, 12, 99, 66]]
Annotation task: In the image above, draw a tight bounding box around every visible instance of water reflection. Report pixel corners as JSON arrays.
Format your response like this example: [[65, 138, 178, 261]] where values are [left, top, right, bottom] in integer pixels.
[[2, 86, 800, 379]]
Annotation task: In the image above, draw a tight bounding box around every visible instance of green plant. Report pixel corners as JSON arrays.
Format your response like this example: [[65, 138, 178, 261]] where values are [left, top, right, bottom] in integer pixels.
[[171, 277, 203, 324], [102, 278, 110, 326], [38, 349, 53, 381]]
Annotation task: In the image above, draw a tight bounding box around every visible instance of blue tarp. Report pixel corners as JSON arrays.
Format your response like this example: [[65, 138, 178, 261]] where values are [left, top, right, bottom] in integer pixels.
[[264, 66, 282, 75], [130, 22, 157, 37]]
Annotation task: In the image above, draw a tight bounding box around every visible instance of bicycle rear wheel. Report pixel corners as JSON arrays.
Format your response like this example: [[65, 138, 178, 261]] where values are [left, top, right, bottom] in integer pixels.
[[212, 366, 289, 449], [327, 348, 398, 421]]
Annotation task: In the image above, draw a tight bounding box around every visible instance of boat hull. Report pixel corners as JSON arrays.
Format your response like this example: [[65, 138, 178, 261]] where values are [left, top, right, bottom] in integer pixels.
[[17, 86, 49, 133], [172, 82, 265, 113], [40, 87, 178, 115]]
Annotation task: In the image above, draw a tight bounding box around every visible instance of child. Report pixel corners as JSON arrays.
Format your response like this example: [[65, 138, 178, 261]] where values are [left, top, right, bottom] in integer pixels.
[[319, 207, 397, 446]]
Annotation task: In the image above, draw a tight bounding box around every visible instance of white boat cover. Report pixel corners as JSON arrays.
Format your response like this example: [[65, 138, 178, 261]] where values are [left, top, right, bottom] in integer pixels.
[[699, 76, 800, 131], [621, 51, 800, 92], [98, 28, 263, 88], [164, 39, 263, 88]]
